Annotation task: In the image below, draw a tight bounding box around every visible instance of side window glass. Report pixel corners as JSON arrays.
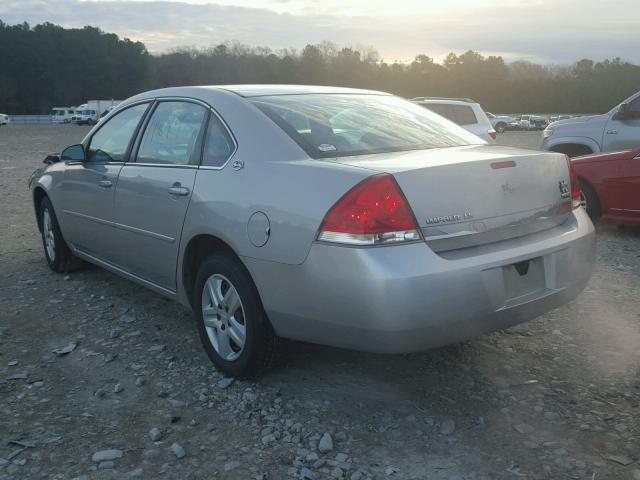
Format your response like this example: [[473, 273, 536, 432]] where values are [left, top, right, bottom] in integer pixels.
[[629, 96, 640, 117], [136, 102, 207, 165], [87, 103, 149, 162], [422, 104, 457, 124], [202, 114, 236, 167], [451, 105, 478, 126]]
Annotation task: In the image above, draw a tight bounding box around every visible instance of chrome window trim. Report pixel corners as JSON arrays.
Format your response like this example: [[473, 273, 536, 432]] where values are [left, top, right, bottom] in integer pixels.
[[65, 161, 125, 166], [124, 163, 199, 169], [88, 96, 238, 170], [125, 96, 238, 170]]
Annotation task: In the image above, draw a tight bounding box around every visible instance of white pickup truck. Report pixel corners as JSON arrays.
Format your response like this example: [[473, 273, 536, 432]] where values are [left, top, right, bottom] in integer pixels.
[[485, 112, 516, 133]]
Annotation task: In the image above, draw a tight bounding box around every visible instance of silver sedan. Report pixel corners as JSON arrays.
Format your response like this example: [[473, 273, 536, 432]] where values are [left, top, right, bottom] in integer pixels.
[[30, 85, 595, 378]]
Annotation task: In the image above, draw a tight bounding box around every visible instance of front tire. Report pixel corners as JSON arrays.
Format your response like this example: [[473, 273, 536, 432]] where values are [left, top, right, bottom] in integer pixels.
[[39, 197, 83, 272], [194, 253, 286, 378], [579, 179, 601, 220], [495, 122, 506, 134]]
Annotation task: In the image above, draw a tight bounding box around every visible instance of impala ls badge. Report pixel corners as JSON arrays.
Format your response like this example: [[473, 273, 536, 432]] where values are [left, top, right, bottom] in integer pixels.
[[425, 212, 473, 225], [558, 180, 570, 199]]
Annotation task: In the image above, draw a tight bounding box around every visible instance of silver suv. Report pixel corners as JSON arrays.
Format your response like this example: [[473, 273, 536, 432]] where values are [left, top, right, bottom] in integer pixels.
[[542, 90, 640, 156]]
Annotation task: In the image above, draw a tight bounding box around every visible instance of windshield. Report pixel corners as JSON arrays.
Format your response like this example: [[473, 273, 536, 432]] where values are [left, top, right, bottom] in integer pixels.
[[251, 94, 483, 159]]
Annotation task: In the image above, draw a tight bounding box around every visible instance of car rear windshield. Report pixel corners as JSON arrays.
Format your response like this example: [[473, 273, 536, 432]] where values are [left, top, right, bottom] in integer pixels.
[[250, 94, 482, 159]]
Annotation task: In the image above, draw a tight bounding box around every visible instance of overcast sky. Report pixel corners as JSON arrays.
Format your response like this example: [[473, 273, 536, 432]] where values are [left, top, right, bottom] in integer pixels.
[[1, 0, 638, 63]]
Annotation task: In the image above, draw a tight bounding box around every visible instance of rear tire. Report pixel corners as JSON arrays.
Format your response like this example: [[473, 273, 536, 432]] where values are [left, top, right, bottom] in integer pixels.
[[495, 122, 507, 134], [194, 253, 286, 378], [39, 197, 84, 272], [579, 179, 601, 220]]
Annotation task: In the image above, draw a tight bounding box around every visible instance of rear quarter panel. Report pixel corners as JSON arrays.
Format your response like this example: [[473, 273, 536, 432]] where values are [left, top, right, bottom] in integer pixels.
[[182, 159, 372, 266], [573, 152, 630, 212], [179, 89, 375, 266]]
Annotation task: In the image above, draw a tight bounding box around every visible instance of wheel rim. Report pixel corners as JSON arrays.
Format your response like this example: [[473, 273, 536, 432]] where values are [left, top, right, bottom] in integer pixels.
[[42, 209, 56, 262], [201, 274, 246, 361], [580, 190, 588, 210]]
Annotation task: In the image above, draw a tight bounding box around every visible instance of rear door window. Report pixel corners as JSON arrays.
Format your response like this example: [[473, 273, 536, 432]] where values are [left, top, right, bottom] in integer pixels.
[[136, 101, 207, 165]]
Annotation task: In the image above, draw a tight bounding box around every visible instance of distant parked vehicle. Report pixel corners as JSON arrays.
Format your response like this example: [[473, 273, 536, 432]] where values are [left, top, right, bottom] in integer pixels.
[[549, 115, 572, 124], [517, 115, 547, 131], [485, 112, 515, 133], [519, 115, 532, 130], [73, 107, 99, 125], [530, 116, 548, 130], [73, 100, 122, 125], [0, 113, 9, 126], [572, 148, 640, 225], [543, 90, 640, 156], [411, 97, 496, 142], [50, 107, 77, 124]]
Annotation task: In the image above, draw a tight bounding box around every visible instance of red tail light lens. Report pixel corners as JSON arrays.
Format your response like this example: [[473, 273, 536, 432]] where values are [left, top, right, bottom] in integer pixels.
[[488, 129, 497, 140], [565, 155, 581, 209], [318, 174, 421, 245]]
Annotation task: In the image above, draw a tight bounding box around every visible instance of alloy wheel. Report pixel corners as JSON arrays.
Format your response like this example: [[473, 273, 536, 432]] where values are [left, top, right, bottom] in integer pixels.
[[580, 190, 588, 210], [201, 274, 246, 361], [42, 208, 56, 262]]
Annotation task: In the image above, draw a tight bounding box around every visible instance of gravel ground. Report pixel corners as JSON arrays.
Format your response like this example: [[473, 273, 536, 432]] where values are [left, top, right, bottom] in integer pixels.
[[1, 126, 639, 480]]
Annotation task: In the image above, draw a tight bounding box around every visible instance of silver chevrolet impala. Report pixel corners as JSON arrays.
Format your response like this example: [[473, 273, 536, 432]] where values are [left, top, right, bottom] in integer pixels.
[[30, 85, 595, 378]]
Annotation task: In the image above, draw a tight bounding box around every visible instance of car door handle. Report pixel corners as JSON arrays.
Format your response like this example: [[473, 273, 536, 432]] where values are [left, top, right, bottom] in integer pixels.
[[98, 180, 112, 188], [168, 185, 190, 196], [606, 130, 618, 134]]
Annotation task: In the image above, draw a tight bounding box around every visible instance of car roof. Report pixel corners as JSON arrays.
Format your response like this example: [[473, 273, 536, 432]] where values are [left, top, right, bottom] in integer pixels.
[[411, 97, 477, 105], [122, 85, 393, 107], [205, 84, 390, 97]]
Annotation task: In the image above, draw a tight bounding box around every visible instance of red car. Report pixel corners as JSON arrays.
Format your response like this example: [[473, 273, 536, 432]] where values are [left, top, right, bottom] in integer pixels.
[[572, 148, 640, 225]]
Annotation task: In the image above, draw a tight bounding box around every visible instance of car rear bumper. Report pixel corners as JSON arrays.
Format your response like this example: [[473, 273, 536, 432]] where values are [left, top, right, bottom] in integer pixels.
[[244, 208, 595, 353]]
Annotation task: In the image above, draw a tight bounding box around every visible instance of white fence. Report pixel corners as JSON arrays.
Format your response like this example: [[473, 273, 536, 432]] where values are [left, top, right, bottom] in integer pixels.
[[9, 115, 53, 124]]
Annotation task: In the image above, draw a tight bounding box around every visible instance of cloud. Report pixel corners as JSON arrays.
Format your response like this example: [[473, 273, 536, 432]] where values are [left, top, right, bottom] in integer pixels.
[[1, 0, 638, 63]]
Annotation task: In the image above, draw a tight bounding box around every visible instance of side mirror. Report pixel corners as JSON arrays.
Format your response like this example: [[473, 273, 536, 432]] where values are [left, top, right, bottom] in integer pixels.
[[43, 154, 61, 165], [614, 103, 630, 120], [61, 144, 86, 162]]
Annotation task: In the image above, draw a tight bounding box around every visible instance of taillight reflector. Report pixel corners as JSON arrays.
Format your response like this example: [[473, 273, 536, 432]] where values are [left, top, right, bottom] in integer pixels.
[[488, 129, 497, 140], [318, 174, 421, 246], [565, 155, 581, 209]]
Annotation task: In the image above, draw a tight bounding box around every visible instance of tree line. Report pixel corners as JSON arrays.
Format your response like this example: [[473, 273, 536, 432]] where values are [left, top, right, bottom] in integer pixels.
[[1, 20, 639, 114]]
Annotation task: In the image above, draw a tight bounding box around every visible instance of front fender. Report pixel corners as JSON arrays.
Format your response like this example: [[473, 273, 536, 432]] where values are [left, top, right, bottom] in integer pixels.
[[542, 135, 601, 154]]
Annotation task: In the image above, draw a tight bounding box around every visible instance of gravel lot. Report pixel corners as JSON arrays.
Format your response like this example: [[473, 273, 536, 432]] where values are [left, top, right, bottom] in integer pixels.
[[1, 126, 639, 480]]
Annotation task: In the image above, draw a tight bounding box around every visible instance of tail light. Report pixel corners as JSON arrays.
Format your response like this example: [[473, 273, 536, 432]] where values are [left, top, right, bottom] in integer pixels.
[[565, 155, 581, 209], [488, 129, 497, 140], [317, 174, 421, 246]]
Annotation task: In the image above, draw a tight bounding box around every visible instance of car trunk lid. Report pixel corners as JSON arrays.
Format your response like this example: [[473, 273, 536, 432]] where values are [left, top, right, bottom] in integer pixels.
[[325, 145, 572, 252]]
